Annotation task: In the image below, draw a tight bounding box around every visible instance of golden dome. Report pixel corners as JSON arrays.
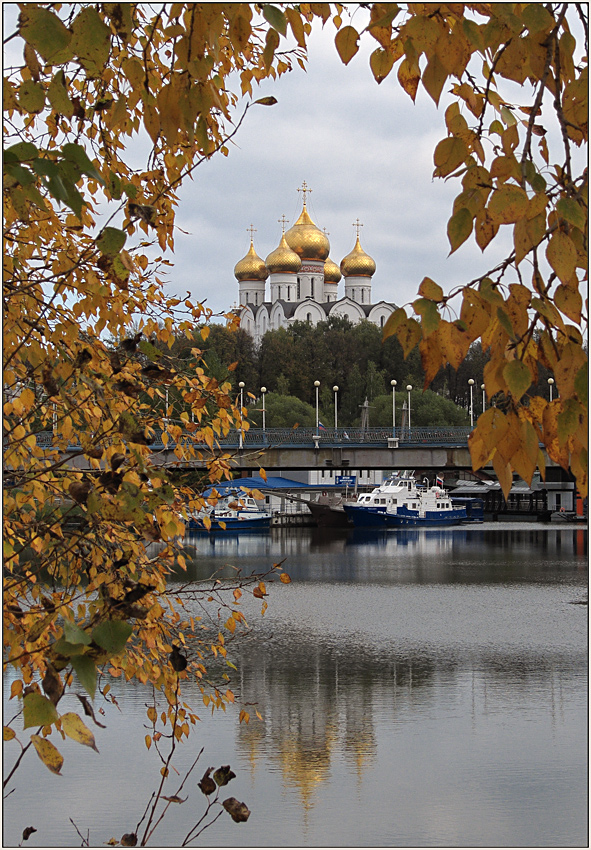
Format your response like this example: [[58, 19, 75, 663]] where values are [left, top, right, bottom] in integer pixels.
[[234, 240, 269, 281], [265, 232, 302, 274], [340, 236, 376, 277], [324, 256, 341, 283], [285, 204, 330, 261]]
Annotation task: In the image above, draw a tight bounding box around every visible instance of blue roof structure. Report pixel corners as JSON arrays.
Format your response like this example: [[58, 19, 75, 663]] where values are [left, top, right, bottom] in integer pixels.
[[204, 476, 311, 496]]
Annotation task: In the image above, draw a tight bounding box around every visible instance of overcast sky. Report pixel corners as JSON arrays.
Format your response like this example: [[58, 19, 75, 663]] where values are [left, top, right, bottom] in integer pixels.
[[171, 12, 518, 320], [6, 5, 582, 321]]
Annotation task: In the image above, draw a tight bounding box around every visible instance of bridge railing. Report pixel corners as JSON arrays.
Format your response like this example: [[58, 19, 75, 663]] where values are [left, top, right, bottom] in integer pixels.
[[34, 426, 472, 450]]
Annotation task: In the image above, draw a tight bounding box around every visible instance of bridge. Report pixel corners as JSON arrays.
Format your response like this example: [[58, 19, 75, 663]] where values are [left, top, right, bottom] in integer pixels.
[[39, 426, 480, 474]]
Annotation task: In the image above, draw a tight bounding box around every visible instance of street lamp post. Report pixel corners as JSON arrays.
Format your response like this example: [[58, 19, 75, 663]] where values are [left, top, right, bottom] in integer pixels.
[[261, 387, 267, 433], [468, 378, 475, 427], [481, 383, 486, 413], [406, 385, 412, 433], [548, 377, 554, 402], [239, 381, 245, 449], [333, 385, 339, 432], [314, 380, 320, 434], [390, 380, 397, 437]]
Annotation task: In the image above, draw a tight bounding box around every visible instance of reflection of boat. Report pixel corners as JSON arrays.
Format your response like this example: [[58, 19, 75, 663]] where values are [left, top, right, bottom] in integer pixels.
[[343, 472, 418, 528], [187, 490, 272, 532], [384, 481, 467, 527]]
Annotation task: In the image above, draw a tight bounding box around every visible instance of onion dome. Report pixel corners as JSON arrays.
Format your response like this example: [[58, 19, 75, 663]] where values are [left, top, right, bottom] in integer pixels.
[[234, 240, 269, 281], [285, 203, 330, 261], [265, 232, 302, 274], [340, 236, 376, 277], [324, 256, 342, 283]]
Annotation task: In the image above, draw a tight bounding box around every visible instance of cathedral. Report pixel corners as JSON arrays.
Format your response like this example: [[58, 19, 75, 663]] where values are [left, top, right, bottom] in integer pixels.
[[234, 184, 396, 345]]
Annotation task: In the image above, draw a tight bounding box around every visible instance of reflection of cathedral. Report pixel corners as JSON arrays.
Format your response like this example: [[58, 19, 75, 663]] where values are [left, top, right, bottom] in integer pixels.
[[234, 183, 396, 344]]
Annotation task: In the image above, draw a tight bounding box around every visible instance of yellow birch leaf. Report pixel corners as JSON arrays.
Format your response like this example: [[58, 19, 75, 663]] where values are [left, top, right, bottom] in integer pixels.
[[468, 429, 493, 470], [382, 306, 407, 341], [145, 735, 152, 750], [371, 47, 396, 84], [279, 572, 291, 583], [510, 419, 540, 485], [60, 712, 99, 752], [475, 407, 510, 454], [4, 726, 16, 741], [419, 333, 443, 387], [554, 283, 582, 323], [433, 136, 468, 177], [570, 447, 588, 499], [438, 321, 471, 370], [475, 208, 498, 249], [546, 231, 577, 285], [418, 276, 443, 302], [422, 54, 447, 105], [31, 734, 63, 775], [492, 452, 513, 500], [413, 298, 440, 337], [503, 360, 533, 401], [395, 317, 422, 358], [447, 208, 473, 253], [488, 185, 529, 225], [513, 217, 534, 265], [143, 105, 160, 144], [397, 56, 420, 99], [335, 25, 360, 65]]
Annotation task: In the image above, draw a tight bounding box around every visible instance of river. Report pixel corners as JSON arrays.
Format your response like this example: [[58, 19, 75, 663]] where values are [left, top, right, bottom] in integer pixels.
[[3, 523, 588, 847]]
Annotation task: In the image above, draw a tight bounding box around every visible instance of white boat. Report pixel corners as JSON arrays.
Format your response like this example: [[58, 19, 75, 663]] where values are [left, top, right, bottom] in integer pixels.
[[384, 479, 467, 527], [343, 472, 419, 527], [187, 489, 272, 532]]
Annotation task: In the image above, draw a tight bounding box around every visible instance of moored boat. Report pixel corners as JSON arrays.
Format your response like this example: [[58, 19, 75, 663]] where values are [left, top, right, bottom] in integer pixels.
[[343, 471, 419, 528], [187, 490, 271, 532], [384, 479, 467, 527]]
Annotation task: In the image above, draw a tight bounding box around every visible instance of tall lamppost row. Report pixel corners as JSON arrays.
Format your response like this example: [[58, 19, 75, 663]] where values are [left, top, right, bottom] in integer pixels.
[[468, 378, 475, 427], [390, 379, 397, 436], [406, 385, 412, 432], [548, 377, 554, 401], [261, 387, 267, 433], [481, 383, 486, 413]]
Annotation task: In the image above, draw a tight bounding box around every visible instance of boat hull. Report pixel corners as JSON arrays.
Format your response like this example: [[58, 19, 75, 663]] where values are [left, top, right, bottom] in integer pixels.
[[343, 505, 389, 527], [187, 515, 271, 532], [385, 506, 467, 527]]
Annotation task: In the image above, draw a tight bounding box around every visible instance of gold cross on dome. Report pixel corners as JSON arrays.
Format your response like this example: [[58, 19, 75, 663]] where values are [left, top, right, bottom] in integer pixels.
[[353, 218, 364, 237], [278, 215, 289, 233], [323, 227, 330, 237], [247, 224, 257, 242], [298, 181, 312, 205]]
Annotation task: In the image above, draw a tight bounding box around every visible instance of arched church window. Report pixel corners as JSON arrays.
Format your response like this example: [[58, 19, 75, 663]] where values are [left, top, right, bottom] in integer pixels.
[[311, 278, 315, 298], [361, 289, 365, 303], [380, 315, 385, 328], [297, 278, 301, 299], [352, 290, 355, 301], [278, 286, 281, 300], [307, 312, 312, 323], [287, 286, 291, 300]]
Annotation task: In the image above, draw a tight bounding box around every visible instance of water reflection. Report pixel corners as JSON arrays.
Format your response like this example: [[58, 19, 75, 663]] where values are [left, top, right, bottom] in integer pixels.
[[176, 524, 588, 587], [3, 527, 588, 847]]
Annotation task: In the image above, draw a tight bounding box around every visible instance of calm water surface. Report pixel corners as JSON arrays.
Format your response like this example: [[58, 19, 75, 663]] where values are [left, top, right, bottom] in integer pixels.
[[3, 524, 588, 847]]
